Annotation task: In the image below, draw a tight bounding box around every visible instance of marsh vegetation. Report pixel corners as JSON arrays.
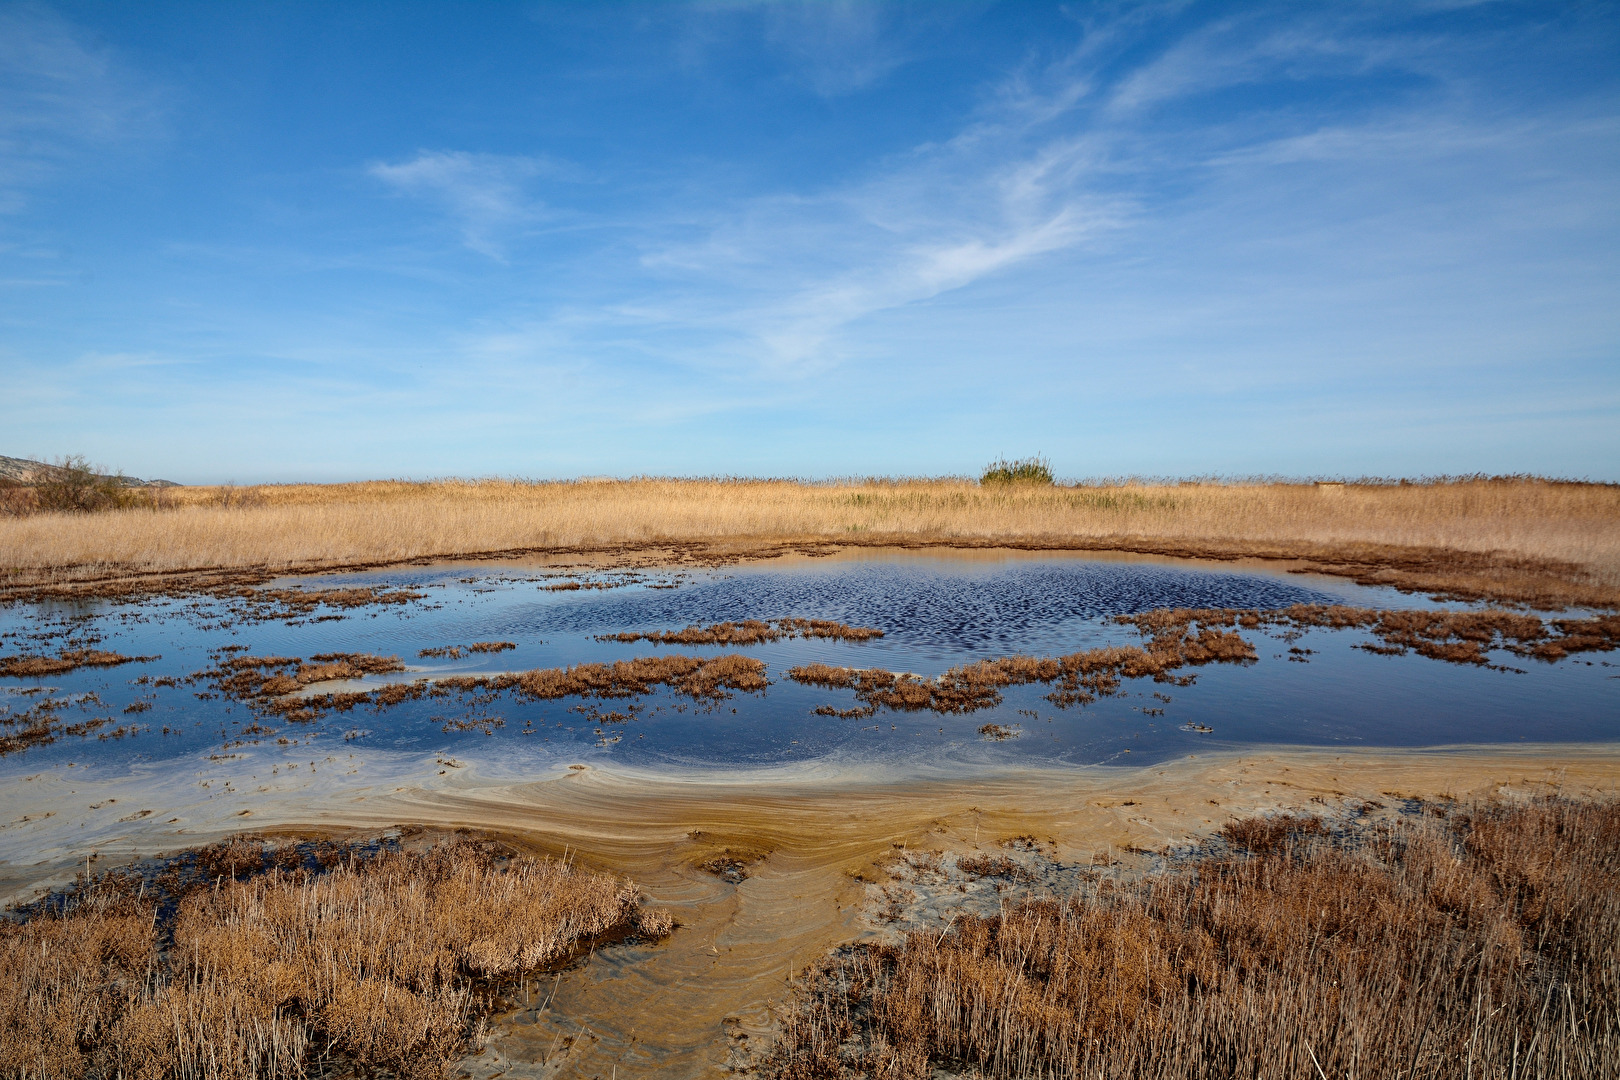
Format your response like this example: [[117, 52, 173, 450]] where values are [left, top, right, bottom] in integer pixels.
[[785, 603, 1620, 718], [979, 455, 1055, 486], [765, 797, 1619, 1079], [2, 476, 1616, 608], [0, 834, 671, 1080]]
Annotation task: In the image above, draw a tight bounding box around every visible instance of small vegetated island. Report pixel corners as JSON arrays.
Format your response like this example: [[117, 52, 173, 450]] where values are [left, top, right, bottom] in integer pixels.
[[2, 455, 1618, 1077]]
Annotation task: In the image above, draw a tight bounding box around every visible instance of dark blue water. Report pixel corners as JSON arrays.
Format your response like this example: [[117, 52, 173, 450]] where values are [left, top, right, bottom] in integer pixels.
[[1, 553, 1616, 780]]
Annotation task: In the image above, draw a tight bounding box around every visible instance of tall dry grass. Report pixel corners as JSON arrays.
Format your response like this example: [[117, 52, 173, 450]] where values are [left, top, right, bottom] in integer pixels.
[[1, 478, 1617, 603], [766, 798, 1619, 1079], [0, 839, 671, 1080]]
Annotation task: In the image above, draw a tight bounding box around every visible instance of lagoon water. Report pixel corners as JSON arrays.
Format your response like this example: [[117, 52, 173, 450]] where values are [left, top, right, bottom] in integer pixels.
[[7, 548, 1616, 1078], [3, 550, 1616, 785]]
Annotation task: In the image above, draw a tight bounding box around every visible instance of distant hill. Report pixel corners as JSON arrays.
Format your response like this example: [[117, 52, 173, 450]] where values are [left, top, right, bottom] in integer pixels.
[[0, 454, 179, 487]]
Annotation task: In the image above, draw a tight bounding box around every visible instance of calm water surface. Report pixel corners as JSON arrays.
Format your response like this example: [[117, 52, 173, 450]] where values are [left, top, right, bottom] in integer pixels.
[[2, 551, 1615, 787]]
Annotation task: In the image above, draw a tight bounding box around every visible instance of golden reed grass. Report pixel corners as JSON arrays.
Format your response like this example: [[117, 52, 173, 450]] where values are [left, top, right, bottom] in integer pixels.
[[765, 798, 1619, 1079], [2, 477, 1617, 606], [0, 839, 672, 1080]]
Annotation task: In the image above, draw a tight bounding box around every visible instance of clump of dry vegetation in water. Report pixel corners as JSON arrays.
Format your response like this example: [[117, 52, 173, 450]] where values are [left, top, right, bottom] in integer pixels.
[[789, 603, 1620, 718], [1123, 604, 1620, 665], [211, 651, 407, 698], [765, 798, 1619, 1079], [3, 476, 1617, 608], [419, 641, 517, 659], [0, 648, 152, 679], [598, 618, 883, 646], [0, 835, 672, 1079], [789, 616, 1254, 716], [441, 653, 768, 701], [0, 692, 124, 756], [193, 651, 769, 730]]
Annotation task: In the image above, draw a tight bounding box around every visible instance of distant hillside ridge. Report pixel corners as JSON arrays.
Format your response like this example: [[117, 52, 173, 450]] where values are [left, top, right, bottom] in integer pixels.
[[0, 455, 178, 488]]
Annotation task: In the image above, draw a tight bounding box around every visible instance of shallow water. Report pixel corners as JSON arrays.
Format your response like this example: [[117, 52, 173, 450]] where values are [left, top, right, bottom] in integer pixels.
[[4, 549, 1618, 1078], [2, 550, 1616, 789]]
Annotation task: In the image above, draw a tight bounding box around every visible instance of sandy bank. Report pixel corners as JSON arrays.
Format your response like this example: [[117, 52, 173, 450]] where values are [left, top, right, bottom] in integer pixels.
[[4, 744, 1616, 1076]]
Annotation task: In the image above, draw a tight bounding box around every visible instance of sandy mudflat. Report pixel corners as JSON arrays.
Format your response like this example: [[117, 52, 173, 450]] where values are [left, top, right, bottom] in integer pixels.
[[3, 742, 1616, 1076]]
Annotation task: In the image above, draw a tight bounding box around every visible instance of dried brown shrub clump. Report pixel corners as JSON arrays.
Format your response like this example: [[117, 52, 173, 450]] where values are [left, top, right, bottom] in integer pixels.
[[1124, 604, 1620, 665], [787, 614, 1253, 716], [212, 651, 407, 693], [765, 798, 1619, 1079], [441, 653, 769, 702], [954, 853, 1032, 880], [420, 641, 518, 659], [1218, 812, 1328, 854], [789, 603, 1620, 721], [0, 838, 672, 1080], [0, 650, 150, 679]]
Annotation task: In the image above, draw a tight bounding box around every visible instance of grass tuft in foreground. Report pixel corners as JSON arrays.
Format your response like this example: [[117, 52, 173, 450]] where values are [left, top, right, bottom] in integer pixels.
[[0, 836, 671, 1079], [763, 797, 1618, 1079]]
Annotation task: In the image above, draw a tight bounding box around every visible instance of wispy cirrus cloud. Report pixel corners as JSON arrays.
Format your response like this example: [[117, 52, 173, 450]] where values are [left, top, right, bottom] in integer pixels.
[[623, 42, 1133, 371], [369, 150, 570, 260], [616, 2, 1603, 377], [317, 0, 1618, 480], [675, 0, 966, 98], [0, 4, 163, 214]]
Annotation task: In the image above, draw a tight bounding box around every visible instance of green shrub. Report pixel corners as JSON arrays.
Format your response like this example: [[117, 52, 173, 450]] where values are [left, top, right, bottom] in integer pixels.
[[980, 455, 1054, 486]]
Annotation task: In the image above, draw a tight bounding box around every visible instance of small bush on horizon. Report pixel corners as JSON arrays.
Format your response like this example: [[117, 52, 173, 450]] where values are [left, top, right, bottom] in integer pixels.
[[980, 455, 1055, 486], [34, 455, 143, 513]]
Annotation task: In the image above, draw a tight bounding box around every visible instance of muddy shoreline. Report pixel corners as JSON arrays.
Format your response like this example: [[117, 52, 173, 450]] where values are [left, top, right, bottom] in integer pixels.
[[5, 744, 1616, 1077], [5, 534, 1615, 610]]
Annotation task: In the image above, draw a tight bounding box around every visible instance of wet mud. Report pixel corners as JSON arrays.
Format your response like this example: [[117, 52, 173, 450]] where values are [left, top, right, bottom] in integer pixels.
[[4, 746, 1617, 1077]]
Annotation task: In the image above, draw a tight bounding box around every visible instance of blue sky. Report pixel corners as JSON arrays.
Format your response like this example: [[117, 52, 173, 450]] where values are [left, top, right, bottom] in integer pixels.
[[3, 1, 1617, 483]]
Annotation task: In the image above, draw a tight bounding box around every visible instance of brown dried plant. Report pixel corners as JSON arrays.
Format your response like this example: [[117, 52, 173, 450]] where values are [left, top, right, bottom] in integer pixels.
[[0, 838, 671, 1080], [3, 477, 1617, 607], [764, 798, 1619, 1079]]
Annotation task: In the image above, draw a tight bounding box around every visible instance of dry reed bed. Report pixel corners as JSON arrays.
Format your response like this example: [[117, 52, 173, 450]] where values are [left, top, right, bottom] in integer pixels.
[[0, 837, 672, 1080], [765, 798, 1619, 1079], [3, 478, 1617, 606]]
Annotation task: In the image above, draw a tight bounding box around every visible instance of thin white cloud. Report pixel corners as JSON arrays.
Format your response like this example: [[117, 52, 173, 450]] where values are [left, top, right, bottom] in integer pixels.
[[0, 4, 162, 212], [628, 48, 1132, 372], [369, 150, 563, 260], [377, 0, 1620, 451], [680, 0, 962, 97], [759, 0, 907, 96]]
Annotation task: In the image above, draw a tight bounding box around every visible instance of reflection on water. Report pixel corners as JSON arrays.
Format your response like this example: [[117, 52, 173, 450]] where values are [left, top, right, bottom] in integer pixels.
[[1, 551, 1616, 786], [6, 550, 1615, 1080]]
